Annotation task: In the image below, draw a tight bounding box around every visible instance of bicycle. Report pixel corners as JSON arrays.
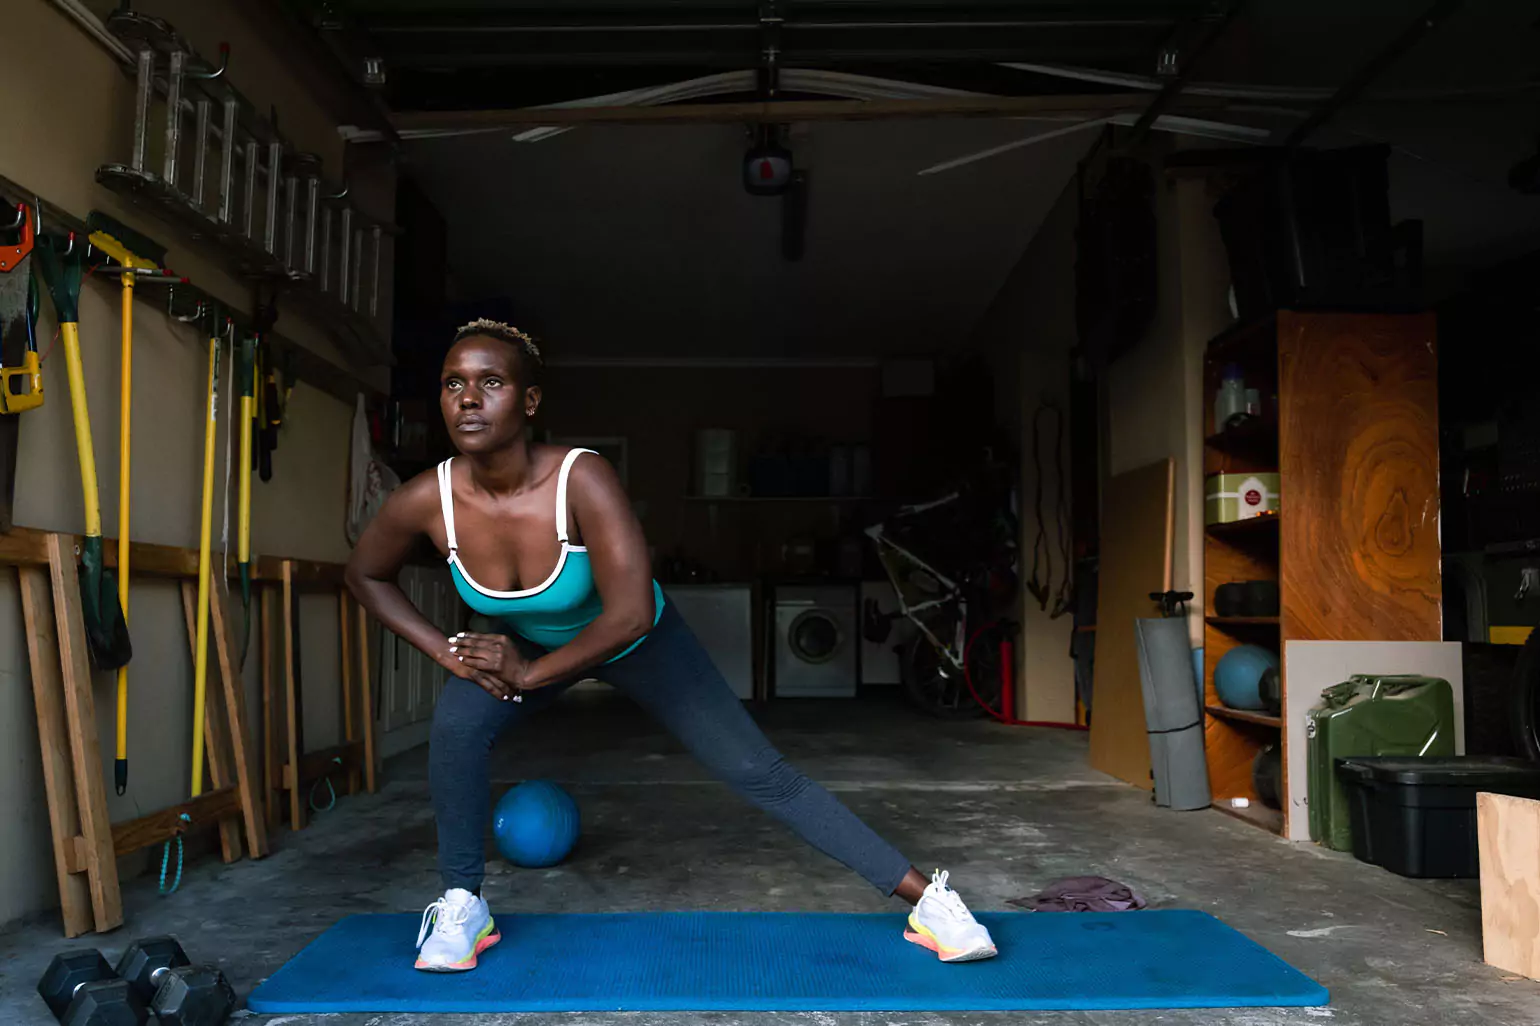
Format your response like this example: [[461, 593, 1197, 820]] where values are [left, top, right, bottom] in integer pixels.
[[862, 453, 1020, 719]]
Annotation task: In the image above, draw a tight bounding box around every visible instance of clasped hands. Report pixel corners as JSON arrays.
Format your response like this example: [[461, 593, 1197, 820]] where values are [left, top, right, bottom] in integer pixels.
[[444, 632, 536, 703]]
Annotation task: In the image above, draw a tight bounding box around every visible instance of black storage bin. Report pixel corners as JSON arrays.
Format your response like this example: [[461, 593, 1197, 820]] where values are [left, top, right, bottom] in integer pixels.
[[1336, 756, 1540, 879]]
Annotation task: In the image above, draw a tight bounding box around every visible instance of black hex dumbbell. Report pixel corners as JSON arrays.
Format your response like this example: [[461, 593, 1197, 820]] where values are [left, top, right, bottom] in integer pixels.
[[62, 981, 147, 1026], [115, 936, 190, 1004], [115, 936, 236, 1026], [150, 964, 237, 1026], [37, 950, 146, 1025]]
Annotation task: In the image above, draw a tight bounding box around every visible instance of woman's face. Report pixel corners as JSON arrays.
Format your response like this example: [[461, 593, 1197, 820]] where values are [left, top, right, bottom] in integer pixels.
[[440, 335, 542, 455]]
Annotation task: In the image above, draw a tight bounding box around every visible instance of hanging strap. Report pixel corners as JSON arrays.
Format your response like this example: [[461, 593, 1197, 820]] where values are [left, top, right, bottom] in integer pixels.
[[555, 449, 596, 544], [436, 458, 459, 554]]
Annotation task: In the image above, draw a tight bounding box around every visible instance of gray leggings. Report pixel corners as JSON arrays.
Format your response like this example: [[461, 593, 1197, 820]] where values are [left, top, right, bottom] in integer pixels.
[[430, 601, 914, 896]]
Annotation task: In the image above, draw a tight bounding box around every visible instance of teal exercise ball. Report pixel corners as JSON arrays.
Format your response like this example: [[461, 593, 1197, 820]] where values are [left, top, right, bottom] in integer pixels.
[[1214, 645, 1281, 711], [493, 780, 580, 868]]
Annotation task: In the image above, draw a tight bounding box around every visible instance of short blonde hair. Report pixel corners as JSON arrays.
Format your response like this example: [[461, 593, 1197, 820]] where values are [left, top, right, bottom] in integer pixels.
[[452, 318, 544, 382]]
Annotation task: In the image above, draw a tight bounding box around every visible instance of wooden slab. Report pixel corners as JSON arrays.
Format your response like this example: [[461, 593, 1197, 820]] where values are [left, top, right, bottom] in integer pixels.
[[1088, 459, 1174, 790], [17, 566, 94, 938], [180, 583, 242, 864], [282, 561, 304, 830], [1277, 311, 1441, 642], [261, 585, 279, 829], [0, 527, 48, 566], [208, 587, 270, 858], [1479, 791, 1540, 981], [46, 533, 123, 933], [0, 524, 343, 584], [283, 740, 366, 793], [340, 593, 359, 795], [357, 602, 378, 793], [112, 787, 243, 857]]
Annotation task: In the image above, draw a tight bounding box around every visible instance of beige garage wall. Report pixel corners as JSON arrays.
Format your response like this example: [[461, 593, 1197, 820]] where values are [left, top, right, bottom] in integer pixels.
[[0, 0, 386, 926], [967, 144, 1236, 719], [1105, 161, 1233, 642], [968, 181, 1080, 723]]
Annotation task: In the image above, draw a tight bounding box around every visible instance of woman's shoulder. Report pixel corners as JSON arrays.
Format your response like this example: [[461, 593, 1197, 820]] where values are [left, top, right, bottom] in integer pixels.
[[546, 447, 624, 504], [382, 463, 448, 524], [532, 443, 611, 473]]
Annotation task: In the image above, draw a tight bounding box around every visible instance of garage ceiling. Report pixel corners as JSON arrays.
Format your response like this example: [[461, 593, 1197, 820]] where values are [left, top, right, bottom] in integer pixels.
[[291, 1, 1212, 110], [402, 117, 1091, 358], [277, 1, 1540, 357]]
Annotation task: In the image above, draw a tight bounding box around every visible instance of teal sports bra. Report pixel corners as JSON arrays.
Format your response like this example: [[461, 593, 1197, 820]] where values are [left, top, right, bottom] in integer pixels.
[[437, 449, 665, 658]]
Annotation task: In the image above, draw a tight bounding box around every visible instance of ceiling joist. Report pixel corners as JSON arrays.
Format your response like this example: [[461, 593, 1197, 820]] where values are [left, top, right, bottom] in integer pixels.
[[391, 90, 1246, 132]]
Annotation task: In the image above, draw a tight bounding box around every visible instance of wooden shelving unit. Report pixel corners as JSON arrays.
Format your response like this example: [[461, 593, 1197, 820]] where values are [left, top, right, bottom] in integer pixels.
[[1206, 705, 1282, 728], [1204, 416, 1279, 457], [1215, 800, 1286, 836], [1202, 310, 1443, 836], [1205, 514, 1279, 538]]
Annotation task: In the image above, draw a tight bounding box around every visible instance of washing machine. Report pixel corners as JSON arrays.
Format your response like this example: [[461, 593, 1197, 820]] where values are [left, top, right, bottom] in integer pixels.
[[773, 585, 858, 698], [859, 580, 919, 686]]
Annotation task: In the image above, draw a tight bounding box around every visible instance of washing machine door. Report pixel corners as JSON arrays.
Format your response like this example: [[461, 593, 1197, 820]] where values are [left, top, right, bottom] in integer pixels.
[[775, 590, 858, 698], [788, 607, 845, 665]]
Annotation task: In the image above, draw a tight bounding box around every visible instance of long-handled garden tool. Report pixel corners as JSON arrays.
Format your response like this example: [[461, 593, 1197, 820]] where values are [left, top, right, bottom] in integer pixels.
[[1, 202, 44, 533], [0, 204, 43, 411], [236, 330, 256, 664], [190, 307, 226, 798], [35, 233, 132, 671], [86, 212, 175, 795]]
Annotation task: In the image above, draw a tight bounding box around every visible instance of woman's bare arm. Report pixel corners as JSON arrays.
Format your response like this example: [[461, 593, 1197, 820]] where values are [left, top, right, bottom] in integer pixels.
[[345, 474, 513, 700]]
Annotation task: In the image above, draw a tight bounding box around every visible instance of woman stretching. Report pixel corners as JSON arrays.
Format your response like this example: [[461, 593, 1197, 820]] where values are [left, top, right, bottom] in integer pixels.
[[346, 319, 997, 972]]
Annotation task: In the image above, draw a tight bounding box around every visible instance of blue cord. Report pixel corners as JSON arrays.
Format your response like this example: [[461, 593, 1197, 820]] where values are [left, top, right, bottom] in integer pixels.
[[309, 756, 343, 813], [158, 813, 192, 895]]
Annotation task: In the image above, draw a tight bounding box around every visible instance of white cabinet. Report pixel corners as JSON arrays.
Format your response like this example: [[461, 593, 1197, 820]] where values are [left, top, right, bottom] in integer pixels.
[[860, 580, 916, 685], [666, 585, 754, 699]]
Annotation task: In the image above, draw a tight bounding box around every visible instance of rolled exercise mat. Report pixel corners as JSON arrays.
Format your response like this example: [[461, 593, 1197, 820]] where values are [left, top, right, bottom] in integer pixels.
[[1135, 617, 1212, 811]]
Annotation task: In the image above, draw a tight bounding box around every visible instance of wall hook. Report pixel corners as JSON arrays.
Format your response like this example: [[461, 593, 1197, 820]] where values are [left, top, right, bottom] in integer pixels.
[[188, 42, 231, 81], [168, 286, 206, 323]]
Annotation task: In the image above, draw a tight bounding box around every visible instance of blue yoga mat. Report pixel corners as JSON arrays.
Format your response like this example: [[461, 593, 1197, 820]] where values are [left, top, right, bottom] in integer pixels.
[[247, 910, 1328, 1013]]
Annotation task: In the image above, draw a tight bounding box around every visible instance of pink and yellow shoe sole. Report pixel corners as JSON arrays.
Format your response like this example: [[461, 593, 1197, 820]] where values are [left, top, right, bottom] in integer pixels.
[[415, 920, 502, 972], [904, 916, 998, 963]]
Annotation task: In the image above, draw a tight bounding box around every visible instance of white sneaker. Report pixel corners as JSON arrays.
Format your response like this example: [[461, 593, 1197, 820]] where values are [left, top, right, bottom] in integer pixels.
[[415, 888, 501, 971], [904, 870, 998, 963]]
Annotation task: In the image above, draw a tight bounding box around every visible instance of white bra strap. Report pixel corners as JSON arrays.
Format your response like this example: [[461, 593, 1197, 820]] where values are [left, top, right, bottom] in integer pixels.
[[555, 449, 596, 544], [436, 458, 459, 554]]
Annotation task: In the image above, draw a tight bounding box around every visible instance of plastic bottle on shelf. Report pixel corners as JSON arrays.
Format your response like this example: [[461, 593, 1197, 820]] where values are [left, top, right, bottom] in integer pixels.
[[1214, 364, 1246, 432]]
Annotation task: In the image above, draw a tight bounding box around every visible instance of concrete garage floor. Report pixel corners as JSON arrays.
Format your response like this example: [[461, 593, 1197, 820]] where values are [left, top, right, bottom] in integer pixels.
[[2, 690, 1538, 1026]]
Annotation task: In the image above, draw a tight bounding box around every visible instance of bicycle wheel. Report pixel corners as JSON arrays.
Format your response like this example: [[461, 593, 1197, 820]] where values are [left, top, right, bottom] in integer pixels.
[[901, 632, 989, 720], [961, 619, 1013, 720]]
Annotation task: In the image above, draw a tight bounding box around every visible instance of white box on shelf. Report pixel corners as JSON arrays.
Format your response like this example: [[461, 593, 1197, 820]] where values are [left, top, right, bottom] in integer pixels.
[[695, 429, 738, 497]]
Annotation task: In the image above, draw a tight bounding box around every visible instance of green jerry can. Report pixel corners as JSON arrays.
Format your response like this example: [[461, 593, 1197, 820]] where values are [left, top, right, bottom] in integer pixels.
[[1306, 675, 1456, 851]]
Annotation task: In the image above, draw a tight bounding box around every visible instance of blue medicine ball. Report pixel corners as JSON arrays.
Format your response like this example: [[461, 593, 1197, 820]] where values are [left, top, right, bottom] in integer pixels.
[[1213, 645, 1281, 711], [493, 780, 581, 868]]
